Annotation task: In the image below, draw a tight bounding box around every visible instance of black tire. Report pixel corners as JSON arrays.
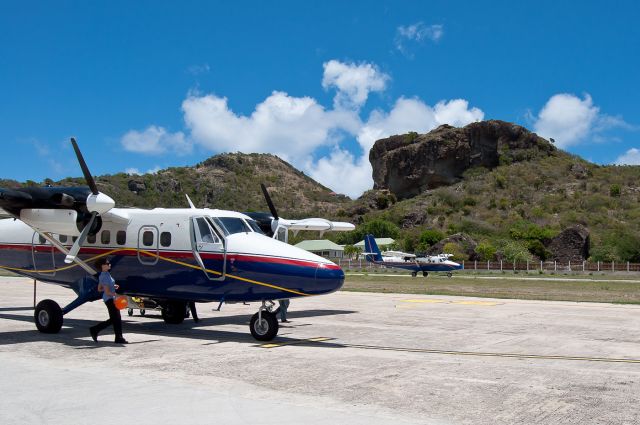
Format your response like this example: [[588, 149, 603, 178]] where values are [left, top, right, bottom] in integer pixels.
[[447, 272, 453, 278], [127, 308, 134, 316], [140, 309, 146, 316], [161, 301, 186, 324], [411, 271, 417, 278], [34, 299, 63, 334], [249, 311, 279, 341]]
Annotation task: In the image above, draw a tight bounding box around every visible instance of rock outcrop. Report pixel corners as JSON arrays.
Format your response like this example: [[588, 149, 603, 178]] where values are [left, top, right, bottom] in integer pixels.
[[546, 225, 590, 262], [369, 120, 555, 200]]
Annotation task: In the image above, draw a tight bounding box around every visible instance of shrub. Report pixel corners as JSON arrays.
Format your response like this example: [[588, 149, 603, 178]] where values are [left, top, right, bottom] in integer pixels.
[[442, 242, 469, 261], [419, 229, 445, 247], [610, 184, 621, 197], [476, 241, 497, 261]]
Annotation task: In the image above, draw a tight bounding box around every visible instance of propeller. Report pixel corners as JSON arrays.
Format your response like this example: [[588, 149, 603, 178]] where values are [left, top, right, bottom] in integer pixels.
[[260, 184, 279, 220], [64, 138, 115, 264], [260, 183, 281, 235]]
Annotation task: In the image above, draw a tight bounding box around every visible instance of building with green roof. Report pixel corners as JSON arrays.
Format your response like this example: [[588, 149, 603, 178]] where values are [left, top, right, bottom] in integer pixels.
[[294, 239, 345, 258]]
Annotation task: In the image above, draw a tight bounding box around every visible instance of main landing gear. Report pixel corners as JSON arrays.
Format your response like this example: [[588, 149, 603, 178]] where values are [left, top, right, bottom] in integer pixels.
[[35, 300, 63, 333], [34, 277, 102, 334], [249, 300, 279, 341]]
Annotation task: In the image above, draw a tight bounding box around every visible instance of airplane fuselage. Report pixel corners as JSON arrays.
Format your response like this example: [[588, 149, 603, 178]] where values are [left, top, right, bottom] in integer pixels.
[[0, 207, 344, 303]]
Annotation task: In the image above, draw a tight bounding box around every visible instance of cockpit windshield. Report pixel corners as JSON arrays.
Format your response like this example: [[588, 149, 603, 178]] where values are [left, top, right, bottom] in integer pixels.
[[246, 219, 264, 234], [214, 217, 252, 235]]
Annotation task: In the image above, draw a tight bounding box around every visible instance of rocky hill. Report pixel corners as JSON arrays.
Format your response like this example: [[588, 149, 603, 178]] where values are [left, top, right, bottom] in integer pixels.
[[0, 153, 352, 219], [370, 120, 556, 199], [346, 121, 640, 263]]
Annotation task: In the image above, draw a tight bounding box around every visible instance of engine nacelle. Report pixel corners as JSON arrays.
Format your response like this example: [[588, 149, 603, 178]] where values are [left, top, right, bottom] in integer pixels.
[[20, 209, 82, 236]]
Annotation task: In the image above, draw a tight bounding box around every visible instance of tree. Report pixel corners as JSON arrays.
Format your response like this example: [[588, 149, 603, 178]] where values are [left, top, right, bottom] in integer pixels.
[[419, 229, 444, 248], [343, 245, 362, 260], [475, 242, 497, 261], [442, 242, 468, 262], [337, 219, 400, 245]]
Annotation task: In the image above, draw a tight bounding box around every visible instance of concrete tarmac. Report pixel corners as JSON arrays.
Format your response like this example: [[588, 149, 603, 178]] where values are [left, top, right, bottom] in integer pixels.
[[1, 276, 640, 424]]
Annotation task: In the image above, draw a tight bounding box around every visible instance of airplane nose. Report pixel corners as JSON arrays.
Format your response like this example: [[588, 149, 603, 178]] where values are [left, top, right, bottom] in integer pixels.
[[315, 263, 345, 294]]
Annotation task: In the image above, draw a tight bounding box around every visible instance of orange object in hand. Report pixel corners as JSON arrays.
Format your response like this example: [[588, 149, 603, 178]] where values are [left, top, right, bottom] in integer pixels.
[[114, 296, 128, 310]]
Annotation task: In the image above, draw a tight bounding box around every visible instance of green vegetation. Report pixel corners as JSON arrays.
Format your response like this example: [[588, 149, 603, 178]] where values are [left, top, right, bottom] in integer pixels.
[[346, 152, 640, 262], [342, 273, 640, 304]]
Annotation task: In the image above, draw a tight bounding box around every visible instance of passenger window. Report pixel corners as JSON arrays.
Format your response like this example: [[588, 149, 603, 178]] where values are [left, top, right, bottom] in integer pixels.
[[39, 235, 46, 244], [101, 230, 110, 245], [143, 231, 154, 246], [87, 234, 96, 244], [160, 232, 171, 247], [116, 231, 126, 245], [59, 235, 67, 243]]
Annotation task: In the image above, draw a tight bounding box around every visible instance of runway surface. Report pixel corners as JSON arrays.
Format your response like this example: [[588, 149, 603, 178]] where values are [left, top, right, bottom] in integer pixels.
[[1, 276, 639, 424]]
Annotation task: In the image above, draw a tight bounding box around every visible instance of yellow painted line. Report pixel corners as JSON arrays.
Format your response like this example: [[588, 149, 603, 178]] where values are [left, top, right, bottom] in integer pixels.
[[400, 299, 447, 304], [451, 301, 501, 306], [261, 337, 332, 349]]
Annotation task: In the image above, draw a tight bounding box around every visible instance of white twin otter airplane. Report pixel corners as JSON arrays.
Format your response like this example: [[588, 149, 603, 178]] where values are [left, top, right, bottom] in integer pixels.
[[0, 139, 354, 341]]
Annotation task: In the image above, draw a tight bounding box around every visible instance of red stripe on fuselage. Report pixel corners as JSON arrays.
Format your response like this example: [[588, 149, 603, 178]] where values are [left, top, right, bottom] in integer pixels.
[[0, 243, 341, 270]]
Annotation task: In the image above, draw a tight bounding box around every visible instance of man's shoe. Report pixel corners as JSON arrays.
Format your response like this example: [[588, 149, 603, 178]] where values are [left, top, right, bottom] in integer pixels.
[[90, 328, 98, 342], [114, 338, 128, 344]]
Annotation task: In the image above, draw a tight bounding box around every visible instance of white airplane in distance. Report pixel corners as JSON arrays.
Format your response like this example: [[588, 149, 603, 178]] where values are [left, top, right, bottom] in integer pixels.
[[363, 234, 462, 277], [0, 139, 354, 341]]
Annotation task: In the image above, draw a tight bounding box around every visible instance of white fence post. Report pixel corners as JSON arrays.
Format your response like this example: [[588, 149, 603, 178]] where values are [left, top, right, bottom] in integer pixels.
[[583, 261, 585, 272], [500, 260, 503, 271], [568, 260, 571, 271], [526, 261, 529, 272], [612, 261, 615, 272], [554, 261, 557, 271], [597, 261, 600, 271]]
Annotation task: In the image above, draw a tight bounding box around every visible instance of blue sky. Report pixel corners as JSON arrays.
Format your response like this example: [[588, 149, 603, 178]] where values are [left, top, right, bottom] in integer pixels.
[[1, 0, 638, 197]]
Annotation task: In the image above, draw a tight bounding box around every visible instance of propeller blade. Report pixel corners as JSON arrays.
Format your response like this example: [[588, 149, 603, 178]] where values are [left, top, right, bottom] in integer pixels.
[[71, 138, 99, 195], [64, 211, 97, 264], [260, 184, 279, 221]]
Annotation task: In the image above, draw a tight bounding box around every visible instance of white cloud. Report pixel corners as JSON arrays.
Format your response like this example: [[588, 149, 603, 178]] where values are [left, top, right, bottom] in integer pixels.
[[121, 126, 190, 155], [395, 23, 444, 57], [125, 166, 162, 175], [615, 148, 640, 165], [305, 149, 373, 199], [533, 93, 632, 149], [533, 94, 598, 148], [182, 90, 360, 161], [187, 64, 210, 75], [357, 97, 484, 153], [322, 60, 389, 110], [123, 59, 485, 198]]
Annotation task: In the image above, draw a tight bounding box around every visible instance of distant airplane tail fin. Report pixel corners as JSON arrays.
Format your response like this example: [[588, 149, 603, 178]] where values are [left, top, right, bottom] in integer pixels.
[[363, 234, 383, 262]]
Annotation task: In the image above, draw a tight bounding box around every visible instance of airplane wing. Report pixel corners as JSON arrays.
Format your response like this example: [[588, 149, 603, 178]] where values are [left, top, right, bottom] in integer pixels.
[[281, 218, 355, 233]]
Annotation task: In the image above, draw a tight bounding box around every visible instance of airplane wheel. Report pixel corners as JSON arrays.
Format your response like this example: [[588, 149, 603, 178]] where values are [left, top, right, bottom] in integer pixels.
[[411, 272, 417, 278], [447, 272, 453, 278], [140, 309, 146, 316], [250, 311, 279, 341], [127, 308, 134, 316], [423, 272, 428, 277], [162, 301, 186, 324], [34, 299, 63, 334]]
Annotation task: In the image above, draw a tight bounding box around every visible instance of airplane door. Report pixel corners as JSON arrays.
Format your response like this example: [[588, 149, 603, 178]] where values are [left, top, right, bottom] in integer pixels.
[[190, 216, 226, 281], [137, 226, 159, 265], [31, 232, 56, 276]]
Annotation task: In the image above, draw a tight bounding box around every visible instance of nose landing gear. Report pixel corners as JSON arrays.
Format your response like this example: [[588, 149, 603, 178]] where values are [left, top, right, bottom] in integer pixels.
[[249, 300, 279, 341]]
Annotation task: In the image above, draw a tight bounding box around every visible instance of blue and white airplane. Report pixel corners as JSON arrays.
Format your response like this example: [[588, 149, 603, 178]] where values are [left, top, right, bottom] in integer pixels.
[[363, 234, 462, 277], [0, 139, 354, 341]]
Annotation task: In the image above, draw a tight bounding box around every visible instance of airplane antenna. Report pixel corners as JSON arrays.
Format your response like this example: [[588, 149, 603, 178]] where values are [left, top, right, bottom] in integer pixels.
[[185, 194, 196, 209]]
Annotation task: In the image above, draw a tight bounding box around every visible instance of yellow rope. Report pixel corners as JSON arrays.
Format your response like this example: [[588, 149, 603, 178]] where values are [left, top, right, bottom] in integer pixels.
[[0, 248, 312, 296]]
